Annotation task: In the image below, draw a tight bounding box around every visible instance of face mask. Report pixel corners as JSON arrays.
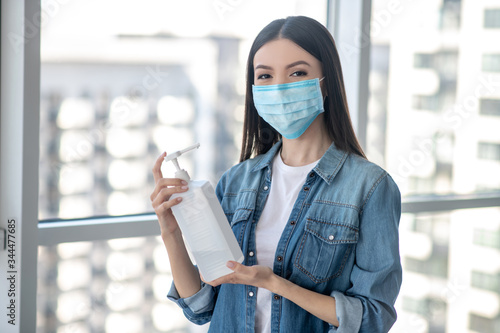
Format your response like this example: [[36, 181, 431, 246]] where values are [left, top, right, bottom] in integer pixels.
[[252, 77, 325, 140]]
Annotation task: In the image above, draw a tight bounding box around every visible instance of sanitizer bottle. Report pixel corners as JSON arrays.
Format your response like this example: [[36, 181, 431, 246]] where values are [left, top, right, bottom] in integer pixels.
[[164, 143, 244, 282]]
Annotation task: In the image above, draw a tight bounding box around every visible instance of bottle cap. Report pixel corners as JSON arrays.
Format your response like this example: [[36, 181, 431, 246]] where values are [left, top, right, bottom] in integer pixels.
[[164, 143, 200, 182]]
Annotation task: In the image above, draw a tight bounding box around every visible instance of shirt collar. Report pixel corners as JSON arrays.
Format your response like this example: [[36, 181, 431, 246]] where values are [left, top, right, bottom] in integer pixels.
[[313, 142, 349, 185], [251, 141, 282, 172], [251, 140, 349, 185]]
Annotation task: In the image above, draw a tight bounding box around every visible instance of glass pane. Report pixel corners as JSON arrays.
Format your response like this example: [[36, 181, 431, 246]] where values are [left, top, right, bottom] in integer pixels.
[[368, 0, 500, 197], [484, 9, 500, 29], [39, 0, 327, 220], [37, 236, 207, 332], [483, 54, 500, 72], [391, 207, 500, 333]]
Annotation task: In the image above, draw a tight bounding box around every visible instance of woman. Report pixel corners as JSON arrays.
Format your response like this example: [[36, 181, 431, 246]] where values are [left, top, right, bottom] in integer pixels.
[[150, 16, 402, 333]]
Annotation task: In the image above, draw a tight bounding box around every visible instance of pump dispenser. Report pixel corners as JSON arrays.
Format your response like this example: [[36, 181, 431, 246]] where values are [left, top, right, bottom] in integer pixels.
[[165, 144, 244, 282]]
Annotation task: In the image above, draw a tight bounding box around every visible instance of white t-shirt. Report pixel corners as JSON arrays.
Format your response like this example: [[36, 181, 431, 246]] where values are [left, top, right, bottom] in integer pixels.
[[254, 152, 319, 333]]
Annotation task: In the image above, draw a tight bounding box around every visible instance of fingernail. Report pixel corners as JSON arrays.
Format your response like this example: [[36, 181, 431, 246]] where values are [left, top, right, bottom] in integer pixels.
[[181, 180, 188, 185], [181, 186, 188, 190], [226, 261, 235, 268], [176, 197, 182, 202]]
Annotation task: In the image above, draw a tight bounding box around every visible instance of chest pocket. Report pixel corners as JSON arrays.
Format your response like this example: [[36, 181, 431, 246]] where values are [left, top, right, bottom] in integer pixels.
[[228, 208, 252, 247], [294, 218, 358, 283]]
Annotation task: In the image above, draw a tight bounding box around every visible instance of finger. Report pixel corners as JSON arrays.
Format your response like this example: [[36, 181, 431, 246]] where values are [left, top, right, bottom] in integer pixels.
[[150, 178, 188, 202], [154, 196, 183, 216], [226, 261, 239, 271], [152, 185, 186, 208], [152, 152, 167, 183], [206, 273, 233, 287]]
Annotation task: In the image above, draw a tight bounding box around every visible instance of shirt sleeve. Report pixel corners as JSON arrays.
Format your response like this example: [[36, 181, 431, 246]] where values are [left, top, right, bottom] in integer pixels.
[[166, 280, 218, 325], [329, 173, 403, 332]]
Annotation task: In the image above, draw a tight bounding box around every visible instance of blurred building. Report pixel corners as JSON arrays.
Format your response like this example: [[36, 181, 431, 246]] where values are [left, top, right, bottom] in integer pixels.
[[39, 35, 243, 220], [37, 33, 244, 332], [367, 0, 500, 332]]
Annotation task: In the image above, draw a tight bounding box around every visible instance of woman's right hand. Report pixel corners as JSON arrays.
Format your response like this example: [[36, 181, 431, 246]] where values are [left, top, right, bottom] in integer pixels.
[[150, 152, 189, 236]]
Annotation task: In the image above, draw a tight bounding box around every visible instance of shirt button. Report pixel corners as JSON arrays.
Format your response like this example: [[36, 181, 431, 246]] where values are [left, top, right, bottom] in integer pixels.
[[263, 185, 269, 191], [290, 220, 296, 225], [274, 294, 280, 300], [309, 172, 314, 178], [249, 251, 254, 257], [249, 291, 254, 297], [328, 235, 334, 240], [277, 256, 283, 262], [304, 186, 310, 191]]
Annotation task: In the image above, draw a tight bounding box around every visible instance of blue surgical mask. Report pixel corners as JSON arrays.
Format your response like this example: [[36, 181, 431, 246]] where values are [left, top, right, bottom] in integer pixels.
[[252, 77, 325, 139]]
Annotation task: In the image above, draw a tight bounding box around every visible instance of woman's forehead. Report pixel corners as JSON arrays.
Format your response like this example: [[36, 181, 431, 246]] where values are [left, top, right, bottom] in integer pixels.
[[253, 38, 319, 68]]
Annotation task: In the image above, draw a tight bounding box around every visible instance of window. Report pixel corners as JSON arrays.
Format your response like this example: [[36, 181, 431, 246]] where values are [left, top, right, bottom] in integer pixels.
[[401, 296, 447, 332], [469, 313, 500, 333], [369, 0, 500, 331], [439, 0, 461, 30], [38, 0, 327, 220], [36, 236, 196, 332], [480, 98, 500, 116], [484, 9, 500, 29], [471, 271, 500, 293], [473, 228, 500, 249], [482, 54, 500, 72], [404, 251, 449, 278], [32, 1, 328, 332], [3, 1, 500, 333], [412, 94, 440, 111], [414, 53, 434, 69], [478, 142, 500, 161], [394, 208, 500, 333]]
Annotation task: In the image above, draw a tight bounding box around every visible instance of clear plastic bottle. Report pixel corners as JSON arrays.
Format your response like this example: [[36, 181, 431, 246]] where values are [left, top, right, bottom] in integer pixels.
[[165, 144, 244, 282]]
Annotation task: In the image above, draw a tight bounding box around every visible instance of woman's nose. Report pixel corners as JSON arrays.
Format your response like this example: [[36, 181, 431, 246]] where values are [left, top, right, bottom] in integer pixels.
[[273, 75, 288, 85]]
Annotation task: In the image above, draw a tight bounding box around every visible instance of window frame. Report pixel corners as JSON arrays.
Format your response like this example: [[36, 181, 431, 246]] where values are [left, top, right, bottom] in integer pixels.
[[1, 1, 500, 332], [1, 1, 40, 331]]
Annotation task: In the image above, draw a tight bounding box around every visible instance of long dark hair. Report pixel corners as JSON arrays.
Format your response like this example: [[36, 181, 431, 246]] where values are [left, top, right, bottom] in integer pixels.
[[240, 16, 366, 162]]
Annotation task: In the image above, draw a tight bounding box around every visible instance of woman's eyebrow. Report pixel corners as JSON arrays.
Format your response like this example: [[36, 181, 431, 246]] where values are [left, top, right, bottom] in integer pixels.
[[286, 60, 311, 69], [255, 60, 311, 71], [255, 64, 272, 70]]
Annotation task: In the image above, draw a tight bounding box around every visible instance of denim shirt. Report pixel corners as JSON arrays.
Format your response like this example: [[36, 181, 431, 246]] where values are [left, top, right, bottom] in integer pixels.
[[168, 141, 402, 333]]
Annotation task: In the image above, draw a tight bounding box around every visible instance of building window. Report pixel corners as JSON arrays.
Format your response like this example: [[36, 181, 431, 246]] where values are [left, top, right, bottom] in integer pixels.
[[471, 271, 500, 293], [469, 313, 500, 333], [440, 0, 462, 30], [402, 296, 447, 331], [480, 99, 500, 116], [414, 53, 434, 69], [474, 228, 500, 249], [482, 54, 500, 72], [478, 142, 500, 161], [412, 94, 440, 111], [404, 249, 449, 278], [484, 9, 500, 28]]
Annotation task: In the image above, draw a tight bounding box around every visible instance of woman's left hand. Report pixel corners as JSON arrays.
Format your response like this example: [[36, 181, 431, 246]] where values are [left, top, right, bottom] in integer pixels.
[[203, 261, 276, 290], [203, 261, 339, 326]]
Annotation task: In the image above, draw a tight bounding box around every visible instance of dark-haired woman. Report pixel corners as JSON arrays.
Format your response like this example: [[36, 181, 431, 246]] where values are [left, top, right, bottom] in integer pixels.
[[151, 16, 402, 333]]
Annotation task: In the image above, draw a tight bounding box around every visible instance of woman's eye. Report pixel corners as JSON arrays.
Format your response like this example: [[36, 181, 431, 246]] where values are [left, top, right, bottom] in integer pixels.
[[291, 71, 307, 77], [257, 74, 271, 80]]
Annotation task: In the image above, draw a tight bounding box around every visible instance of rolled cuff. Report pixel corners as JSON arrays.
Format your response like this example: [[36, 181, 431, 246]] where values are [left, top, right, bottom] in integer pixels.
[[329, 291, 363, 333], [167, 281, 216, 324]]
